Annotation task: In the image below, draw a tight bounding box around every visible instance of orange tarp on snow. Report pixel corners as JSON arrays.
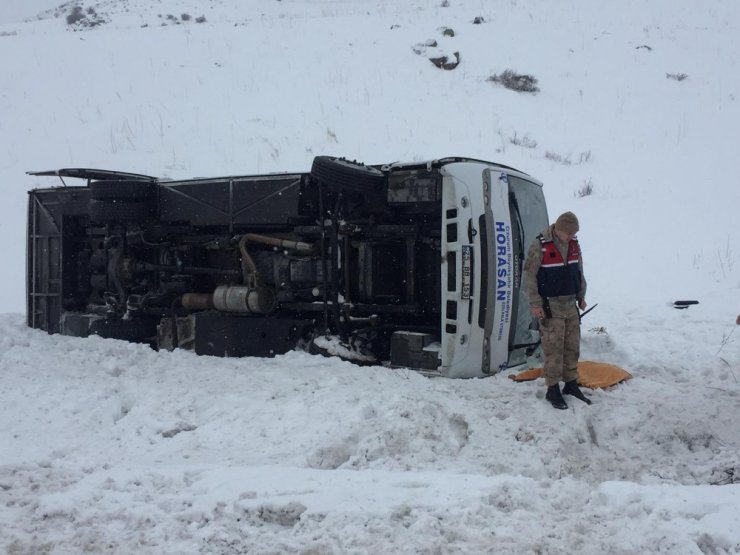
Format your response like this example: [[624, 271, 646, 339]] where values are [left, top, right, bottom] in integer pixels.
[[508, 360, 632, 389]]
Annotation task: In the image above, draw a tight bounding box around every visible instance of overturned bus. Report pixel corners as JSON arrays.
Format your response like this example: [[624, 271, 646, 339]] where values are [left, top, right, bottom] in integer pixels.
[[26, 156, 548, 377]]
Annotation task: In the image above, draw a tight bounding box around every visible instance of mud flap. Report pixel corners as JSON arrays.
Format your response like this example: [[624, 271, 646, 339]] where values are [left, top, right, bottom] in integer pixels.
[[390, 331, 440, 370]]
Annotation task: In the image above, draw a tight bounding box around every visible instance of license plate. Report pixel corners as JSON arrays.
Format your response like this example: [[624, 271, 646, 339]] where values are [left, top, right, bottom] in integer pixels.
[[461, 245, 472, 299]]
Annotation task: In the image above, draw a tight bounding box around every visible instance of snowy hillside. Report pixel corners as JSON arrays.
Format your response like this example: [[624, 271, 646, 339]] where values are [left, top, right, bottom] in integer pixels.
[[1, 0, 739, 553]]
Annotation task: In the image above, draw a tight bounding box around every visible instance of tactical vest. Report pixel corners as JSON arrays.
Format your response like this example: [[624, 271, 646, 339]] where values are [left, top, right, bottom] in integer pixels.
[[536, 234, 582, 298]]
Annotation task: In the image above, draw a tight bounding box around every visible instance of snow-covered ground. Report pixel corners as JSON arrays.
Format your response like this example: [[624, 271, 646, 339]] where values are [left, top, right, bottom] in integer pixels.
[[1, 1, 739, 553]]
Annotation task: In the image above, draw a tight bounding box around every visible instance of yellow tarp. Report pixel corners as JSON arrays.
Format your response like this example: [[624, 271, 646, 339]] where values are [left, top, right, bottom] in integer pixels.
[[508, 360, 632, 389]]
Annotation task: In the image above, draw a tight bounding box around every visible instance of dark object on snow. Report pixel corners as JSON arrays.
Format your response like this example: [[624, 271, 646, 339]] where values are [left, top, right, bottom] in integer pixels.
[[579, 302, 598, 322], [429, 51, 460, 70], [546, 384, 568, 410], [488, 70, 540, 94], [562, 379, 592, 404], [473, 16, 485, 24], [673, 300, 699, 309]]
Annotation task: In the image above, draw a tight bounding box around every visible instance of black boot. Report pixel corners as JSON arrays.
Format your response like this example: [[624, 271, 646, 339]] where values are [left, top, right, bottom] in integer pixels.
[[545, 384, 568, 410], [562, 380, 592, 405]]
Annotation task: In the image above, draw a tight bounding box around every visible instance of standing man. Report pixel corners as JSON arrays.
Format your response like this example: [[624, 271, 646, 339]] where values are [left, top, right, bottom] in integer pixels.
[[523, 211, 590, 409]]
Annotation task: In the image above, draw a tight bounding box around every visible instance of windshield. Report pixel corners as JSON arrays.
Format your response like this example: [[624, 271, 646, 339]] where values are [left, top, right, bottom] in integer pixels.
[[507, 175, 548, 362]]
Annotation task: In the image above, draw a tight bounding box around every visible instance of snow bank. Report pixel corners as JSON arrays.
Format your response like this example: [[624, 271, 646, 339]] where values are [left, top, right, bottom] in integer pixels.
[[1, 309, 738, 553]]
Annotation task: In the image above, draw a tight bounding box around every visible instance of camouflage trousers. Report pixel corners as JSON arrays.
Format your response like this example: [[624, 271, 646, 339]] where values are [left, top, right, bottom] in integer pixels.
[[539, 315, 580, 386]]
